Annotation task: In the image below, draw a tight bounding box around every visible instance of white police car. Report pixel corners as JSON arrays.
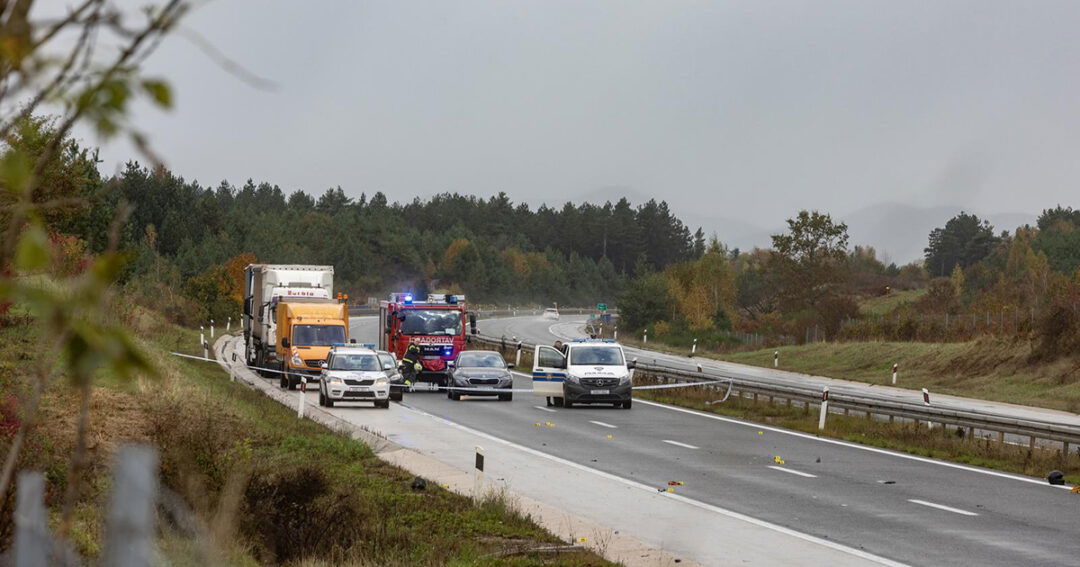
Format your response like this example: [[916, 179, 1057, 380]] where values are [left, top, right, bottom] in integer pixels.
[[318, 345, 391, 408]]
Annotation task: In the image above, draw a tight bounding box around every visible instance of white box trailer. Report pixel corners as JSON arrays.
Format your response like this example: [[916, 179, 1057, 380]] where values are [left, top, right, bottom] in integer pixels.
[[243, 264, 334, 368]]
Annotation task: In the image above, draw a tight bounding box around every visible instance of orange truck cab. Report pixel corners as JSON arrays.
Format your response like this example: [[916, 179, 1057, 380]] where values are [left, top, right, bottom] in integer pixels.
[[275, 299, 349, 390]]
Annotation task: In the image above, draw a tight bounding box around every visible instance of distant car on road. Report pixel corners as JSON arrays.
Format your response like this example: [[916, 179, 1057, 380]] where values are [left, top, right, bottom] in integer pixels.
[[318, 345, 390, 408], [447, 350, 514, 401], [376, 349, 405, 401], [542, 307, 560, 320]]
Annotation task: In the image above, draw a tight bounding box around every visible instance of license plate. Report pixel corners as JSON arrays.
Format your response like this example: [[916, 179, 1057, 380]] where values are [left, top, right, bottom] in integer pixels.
[[349, 386, 367, 392], [475, 385, 494, 389], [591, 389, 609, 395]]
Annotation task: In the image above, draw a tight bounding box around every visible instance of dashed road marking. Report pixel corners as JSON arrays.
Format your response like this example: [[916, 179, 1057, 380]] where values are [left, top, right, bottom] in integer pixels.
[[589, 420, 617, 429], [534, 406, 557, 413], [663, 439, 699, 449], [908, 499, 978, 516], [767, 465, 817, 478]]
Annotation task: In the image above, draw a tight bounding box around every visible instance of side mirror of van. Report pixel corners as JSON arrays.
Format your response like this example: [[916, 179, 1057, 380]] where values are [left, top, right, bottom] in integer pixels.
[[320, 361, 328, 369], [469, 313, 478, 335], [627, 360, 636, 370]]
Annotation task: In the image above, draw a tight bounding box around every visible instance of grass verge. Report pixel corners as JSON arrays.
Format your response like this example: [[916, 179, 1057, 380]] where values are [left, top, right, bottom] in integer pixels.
[[633, 377, 1080, 485], [0, 310, 614, 566]]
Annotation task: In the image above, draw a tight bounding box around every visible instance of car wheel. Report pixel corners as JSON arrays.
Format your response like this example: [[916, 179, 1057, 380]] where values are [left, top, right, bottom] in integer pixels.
[[279, 373, 287, 389], [564, 399, 574, 409], [553, 397, 564, 408], [622, 399, 632, 409], [325, 396, 334, 408], [451, 391, 461, 401], [499, 393, 512, 401], [318, 389, 325, 407]]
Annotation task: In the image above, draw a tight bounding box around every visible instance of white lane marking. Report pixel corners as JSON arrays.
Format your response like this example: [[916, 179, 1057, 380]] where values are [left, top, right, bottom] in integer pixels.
[[398, 402, 907, 567], [662, 439, 699, 449], [636, 399, 1072, 490], [534, 405, 557, 413], [908, 499, 978, 516], [768, 465, 817, 478], [589, 420, 617, 429]]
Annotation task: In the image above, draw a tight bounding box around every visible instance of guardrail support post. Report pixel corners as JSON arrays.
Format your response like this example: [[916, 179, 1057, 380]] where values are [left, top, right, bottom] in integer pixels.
[[818, 388, 829, 430], [997, 431, 1005, 444], [1063, 442, 1071, 465]]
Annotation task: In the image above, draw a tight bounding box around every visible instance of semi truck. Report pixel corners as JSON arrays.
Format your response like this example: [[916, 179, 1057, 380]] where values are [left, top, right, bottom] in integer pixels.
[[378, 293, 477, 387], [244, 264, 349, 388]]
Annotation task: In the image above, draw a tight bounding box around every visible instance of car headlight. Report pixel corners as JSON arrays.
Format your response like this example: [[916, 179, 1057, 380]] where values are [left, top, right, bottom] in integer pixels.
[[565, 374, 580, 384], [619, 374, 632, 384], [290, 354, 303, 366], [374, 377, 389, 386], [329, 377, 344, 385]]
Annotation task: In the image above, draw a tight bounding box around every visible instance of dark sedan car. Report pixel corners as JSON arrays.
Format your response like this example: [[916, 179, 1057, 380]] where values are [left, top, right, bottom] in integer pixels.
[[447, 350, 514, 401]]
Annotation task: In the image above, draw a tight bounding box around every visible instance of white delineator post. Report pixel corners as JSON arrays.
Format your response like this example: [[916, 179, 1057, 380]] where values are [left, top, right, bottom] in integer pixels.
[[691, 338, 698, 357], [774, 350, 779, 368], [818, 387, 830, 430], [515, 341, 523, 367], [297, 377, 307, 418], [474, 445, 485, 499], [643, 329, 648, 344], [892, 363, 898, 385], [200, 327, 207, 359], [210, 319, 215, 339], [613, 326, 618, 341], [922, 388, 932, 429], [227, 316, 232, 332]]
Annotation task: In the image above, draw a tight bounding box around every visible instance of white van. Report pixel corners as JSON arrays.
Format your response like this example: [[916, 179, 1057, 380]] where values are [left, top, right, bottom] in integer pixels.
[[531, 339, 633, 409]]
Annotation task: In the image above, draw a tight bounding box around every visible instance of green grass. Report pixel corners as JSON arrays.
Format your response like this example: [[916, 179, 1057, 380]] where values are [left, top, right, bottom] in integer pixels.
[[712, 338, 1080, 413], [0, 311, 615, 566], [859, 288, 927, 316], [633, 375, 1080, 484]]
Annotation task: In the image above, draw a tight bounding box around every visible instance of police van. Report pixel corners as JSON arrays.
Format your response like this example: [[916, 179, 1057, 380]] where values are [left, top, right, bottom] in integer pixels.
[[531, 338, 634, 409]]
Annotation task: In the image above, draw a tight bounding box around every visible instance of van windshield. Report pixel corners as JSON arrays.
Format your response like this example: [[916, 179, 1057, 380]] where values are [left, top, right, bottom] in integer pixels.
[[569, 346, 624, 366], [293, 324, 346, 346]]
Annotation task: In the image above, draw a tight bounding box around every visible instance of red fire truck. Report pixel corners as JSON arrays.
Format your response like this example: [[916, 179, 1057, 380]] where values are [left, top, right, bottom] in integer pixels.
[[378, 293, 477, 387]]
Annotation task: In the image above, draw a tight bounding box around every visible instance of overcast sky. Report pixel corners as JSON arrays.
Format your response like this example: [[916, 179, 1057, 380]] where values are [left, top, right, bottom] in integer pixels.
[[75, 1, 1080, 241]]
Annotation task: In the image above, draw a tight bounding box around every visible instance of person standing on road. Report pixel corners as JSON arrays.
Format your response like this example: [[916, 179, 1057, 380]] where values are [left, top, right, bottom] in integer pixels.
[[401, 339, 422, 387]]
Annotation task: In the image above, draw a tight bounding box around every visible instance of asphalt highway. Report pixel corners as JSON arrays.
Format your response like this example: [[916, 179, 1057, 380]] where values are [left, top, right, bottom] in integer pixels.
[[483, 315, 1080, 428], [349, 315, 1080, 567]]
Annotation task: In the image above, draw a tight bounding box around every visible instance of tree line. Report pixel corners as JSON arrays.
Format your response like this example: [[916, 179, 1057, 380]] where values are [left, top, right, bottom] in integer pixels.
[[7, 117, 705, 323], [618, 205, 1080, 362]]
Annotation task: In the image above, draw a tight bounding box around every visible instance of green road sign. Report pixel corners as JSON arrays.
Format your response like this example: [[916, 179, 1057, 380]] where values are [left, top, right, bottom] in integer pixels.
[[597, 303, 607, 310]]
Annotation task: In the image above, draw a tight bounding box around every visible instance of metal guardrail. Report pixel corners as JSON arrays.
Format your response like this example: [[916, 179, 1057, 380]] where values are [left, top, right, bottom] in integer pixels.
[[470, 333, 1080, 452]]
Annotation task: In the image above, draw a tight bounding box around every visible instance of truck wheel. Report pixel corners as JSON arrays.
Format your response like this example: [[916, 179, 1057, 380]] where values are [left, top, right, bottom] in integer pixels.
[[391, 389, 403, 402], [279, 373, 287, 389]]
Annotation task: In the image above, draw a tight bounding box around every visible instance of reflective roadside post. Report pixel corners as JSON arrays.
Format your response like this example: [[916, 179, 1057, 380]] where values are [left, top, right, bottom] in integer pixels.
[[515, 341, 523, 368], [818, 387, 830, 430], [227, 316, 232, 332], [643, 329, 648, 344], [892, 363, 898, 385], [691, 338, 697, 357], [474, 446, 485, 499], [774, 350, 779, 368], [298, 377, 307, 418], [210, 319, 215, 339]]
